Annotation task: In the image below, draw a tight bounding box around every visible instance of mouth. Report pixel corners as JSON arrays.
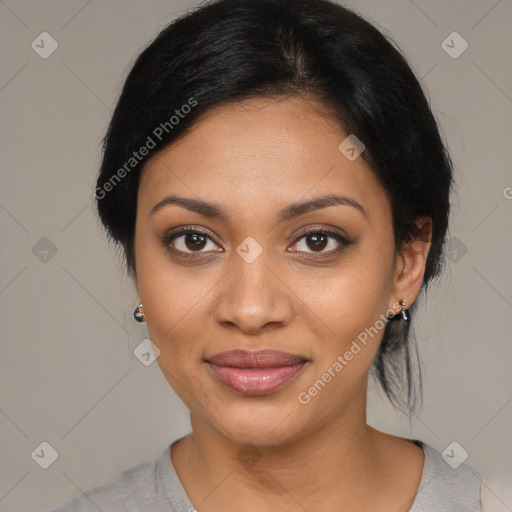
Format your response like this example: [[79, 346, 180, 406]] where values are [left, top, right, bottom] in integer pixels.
[[205, 349, 309, 396]]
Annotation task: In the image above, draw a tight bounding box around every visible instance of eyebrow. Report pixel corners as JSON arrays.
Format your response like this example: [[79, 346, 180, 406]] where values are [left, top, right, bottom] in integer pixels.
[[149, 194, 367, 221]]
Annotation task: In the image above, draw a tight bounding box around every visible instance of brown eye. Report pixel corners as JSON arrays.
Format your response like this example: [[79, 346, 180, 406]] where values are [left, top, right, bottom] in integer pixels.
[[183, 232, 208, 251], [304, 232, 329, 251], [164, 228, 222, 255], [292, 229, 349, 254]]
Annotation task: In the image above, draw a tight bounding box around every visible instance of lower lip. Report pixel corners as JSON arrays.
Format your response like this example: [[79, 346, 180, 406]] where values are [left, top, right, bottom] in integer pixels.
[[207, 362, 306, 396]]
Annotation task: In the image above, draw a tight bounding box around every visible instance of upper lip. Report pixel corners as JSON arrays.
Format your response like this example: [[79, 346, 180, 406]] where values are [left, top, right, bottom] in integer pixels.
[[206, 349, 308, 368]]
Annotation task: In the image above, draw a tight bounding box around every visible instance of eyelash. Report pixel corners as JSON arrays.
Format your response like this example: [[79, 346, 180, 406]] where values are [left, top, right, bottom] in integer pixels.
[[162, 226, 353, 261]]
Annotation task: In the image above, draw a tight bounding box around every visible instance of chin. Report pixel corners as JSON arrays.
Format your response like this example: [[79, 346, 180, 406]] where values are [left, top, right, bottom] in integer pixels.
[[200, 395, 315, 448]]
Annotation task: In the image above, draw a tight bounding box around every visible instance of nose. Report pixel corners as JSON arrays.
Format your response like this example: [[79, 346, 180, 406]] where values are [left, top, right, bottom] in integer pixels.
[[213, 251, 295, 335]]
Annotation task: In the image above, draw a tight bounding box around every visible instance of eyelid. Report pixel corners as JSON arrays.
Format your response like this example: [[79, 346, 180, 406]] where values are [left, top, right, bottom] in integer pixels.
[[288, 227, 351, 254], [162, 225, 352, 257], [293, 225, 349, 241], [162, 226, 222, 254]]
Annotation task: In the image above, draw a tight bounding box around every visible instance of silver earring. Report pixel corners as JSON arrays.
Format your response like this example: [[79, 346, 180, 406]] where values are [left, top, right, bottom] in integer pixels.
[[399, 300, 408, 321], [133, 304, 145, 323]]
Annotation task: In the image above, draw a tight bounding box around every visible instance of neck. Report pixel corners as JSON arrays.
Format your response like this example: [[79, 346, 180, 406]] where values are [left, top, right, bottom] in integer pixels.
[[171, 383, 393, 511]]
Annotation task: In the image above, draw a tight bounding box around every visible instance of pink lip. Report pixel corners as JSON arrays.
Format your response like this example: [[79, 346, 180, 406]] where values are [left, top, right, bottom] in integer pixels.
[[206, 350, 308, 396]]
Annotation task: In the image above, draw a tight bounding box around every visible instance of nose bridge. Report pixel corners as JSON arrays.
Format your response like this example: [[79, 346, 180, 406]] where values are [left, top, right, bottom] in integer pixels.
[[213, 244, 294, 332]]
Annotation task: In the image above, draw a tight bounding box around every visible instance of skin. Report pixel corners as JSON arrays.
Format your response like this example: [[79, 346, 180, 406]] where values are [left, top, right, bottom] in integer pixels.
[[133, 94, 432, 511]]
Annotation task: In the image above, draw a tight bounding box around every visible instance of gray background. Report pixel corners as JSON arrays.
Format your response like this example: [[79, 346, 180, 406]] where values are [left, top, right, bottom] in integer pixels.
[[0, 0, 511, 511]]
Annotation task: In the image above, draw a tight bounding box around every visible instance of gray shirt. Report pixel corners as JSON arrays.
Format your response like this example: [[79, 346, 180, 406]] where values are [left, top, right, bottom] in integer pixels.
[[48, 438, 482, 511]]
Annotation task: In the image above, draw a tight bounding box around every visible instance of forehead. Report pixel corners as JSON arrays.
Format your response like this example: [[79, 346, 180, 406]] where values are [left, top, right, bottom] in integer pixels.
[[137, 95, 390, 222]]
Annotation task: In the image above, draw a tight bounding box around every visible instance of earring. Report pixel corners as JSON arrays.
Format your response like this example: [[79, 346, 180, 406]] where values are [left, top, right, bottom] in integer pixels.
[[399, 300, 408, 321], [133, 303, 145, 323]]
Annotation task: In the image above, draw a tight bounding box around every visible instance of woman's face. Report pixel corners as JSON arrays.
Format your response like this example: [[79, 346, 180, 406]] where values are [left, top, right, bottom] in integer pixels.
[[134, 95, 407, 446]]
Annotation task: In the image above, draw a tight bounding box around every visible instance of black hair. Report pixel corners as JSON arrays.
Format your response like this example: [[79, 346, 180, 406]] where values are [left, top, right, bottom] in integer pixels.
[[95, 0, 453, 415]]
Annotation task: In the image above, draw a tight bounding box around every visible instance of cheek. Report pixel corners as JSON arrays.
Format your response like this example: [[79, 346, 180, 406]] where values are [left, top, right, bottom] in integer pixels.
[[134, 238, 213, 390], [300, 249, 393, 331], [141, 275, 212, 371], [135, 230, 213, 336], [294, 279, 389, 413], [297, 240, 394, 370]]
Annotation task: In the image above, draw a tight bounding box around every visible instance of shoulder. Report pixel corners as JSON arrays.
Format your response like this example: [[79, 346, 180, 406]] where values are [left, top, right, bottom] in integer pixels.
[[47, 449, 167, 512], [410, 440, 483, 512]]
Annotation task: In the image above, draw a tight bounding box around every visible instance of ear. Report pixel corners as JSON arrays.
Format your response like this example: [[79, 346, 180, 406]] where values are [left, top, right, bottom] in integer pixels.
[[388, 217, 432, 314]]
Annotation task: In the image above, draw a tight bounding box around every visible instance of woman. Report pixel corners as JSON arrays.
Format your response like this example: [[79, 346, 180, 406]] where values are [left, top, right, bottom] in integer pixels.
[[52, 0, 484, 510]]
